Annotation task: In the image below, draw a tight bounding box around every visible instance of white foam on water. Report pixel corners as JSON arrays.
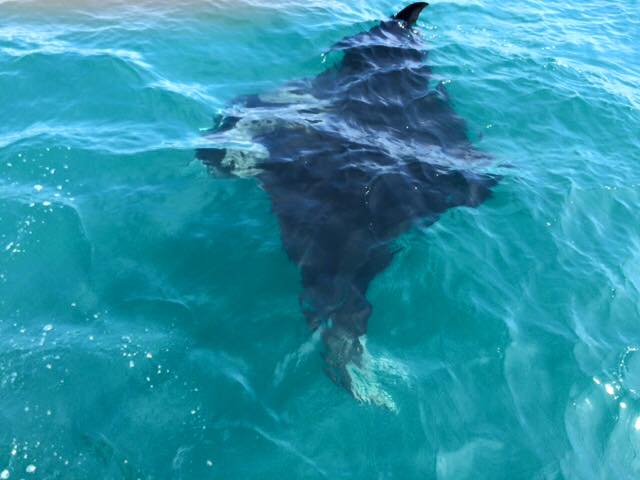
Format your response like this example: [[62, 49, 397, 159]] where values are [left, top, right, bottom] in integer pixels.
[[346, 337, 410, 413], [273, 329, 322, 386]]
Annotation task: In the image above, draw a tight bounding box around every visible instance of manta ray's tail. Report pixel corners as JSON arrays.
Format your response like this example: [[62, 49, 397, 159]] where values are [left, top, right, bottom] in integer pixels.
[[299, 246, 398, 392]]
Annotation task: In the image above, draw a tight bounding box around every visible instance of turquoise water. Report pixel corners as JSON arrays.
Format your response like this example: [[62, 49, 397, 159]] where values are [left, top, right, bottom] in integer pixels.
[[1, 0, 640, 478]]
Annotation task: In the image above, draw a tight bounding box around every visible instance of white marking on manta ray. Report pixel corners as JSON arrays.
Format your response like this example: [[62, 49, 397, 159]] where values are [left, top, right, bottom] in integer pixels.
[[219, 148, 267, 177], [258, 86, 318, 105]]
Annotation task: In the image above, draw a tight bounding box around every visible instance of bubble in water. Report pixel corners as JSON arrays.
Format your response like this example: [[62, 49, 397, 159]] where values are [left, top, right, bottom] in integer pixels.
[[273, 328, 322, 385], [619, 347, 640, 397], [25, 465, 36, 474], [0, 469, 9, 479]]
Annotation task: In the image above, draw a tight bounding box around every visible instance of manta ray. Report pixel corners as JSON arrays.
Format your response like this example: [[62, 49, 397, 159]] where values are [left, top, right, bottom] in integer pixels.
[[196, 2, 498, 394]]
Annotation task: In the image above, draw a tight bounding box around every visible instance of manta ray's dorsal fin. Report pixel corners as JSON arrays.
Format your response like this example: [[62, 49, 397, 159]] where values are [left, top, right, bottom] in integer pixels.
[[394, 2, 429, 25]]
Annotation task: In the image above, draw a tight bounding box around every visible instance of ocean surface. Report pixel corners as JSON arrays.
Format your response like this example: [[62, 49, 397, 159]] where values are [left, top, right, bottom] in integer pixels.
[[1, 0, 640, 478]]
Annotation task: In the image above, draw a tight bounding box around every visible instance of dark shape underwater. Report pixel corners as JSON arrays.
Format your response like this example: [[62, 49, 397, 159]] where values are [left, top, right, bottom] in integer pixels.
[[197, 2, 499, 394]]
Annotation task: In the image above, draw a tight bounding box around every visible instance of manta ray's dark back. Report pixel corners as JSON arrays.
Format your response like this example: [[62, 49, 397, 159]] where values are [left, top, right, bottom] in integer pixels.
[[196, 3, 499, 396]]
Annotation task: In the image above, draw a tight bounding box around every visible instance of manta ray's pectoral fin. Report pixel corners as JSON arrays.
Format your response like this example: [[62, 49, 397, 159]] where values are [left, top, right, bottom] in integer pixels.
[[365, 165, 497, 237], [413, 163, 500, 211], [441, 169, 499, 208], [467, 170, 501, 207], [394, 2, 429, 26]]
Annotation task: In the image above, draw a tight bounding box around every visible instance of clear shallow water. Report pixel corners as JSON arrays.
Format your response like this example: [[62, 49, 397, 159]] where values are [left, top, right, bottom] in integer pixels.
[[1, 0, 639, 478]]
